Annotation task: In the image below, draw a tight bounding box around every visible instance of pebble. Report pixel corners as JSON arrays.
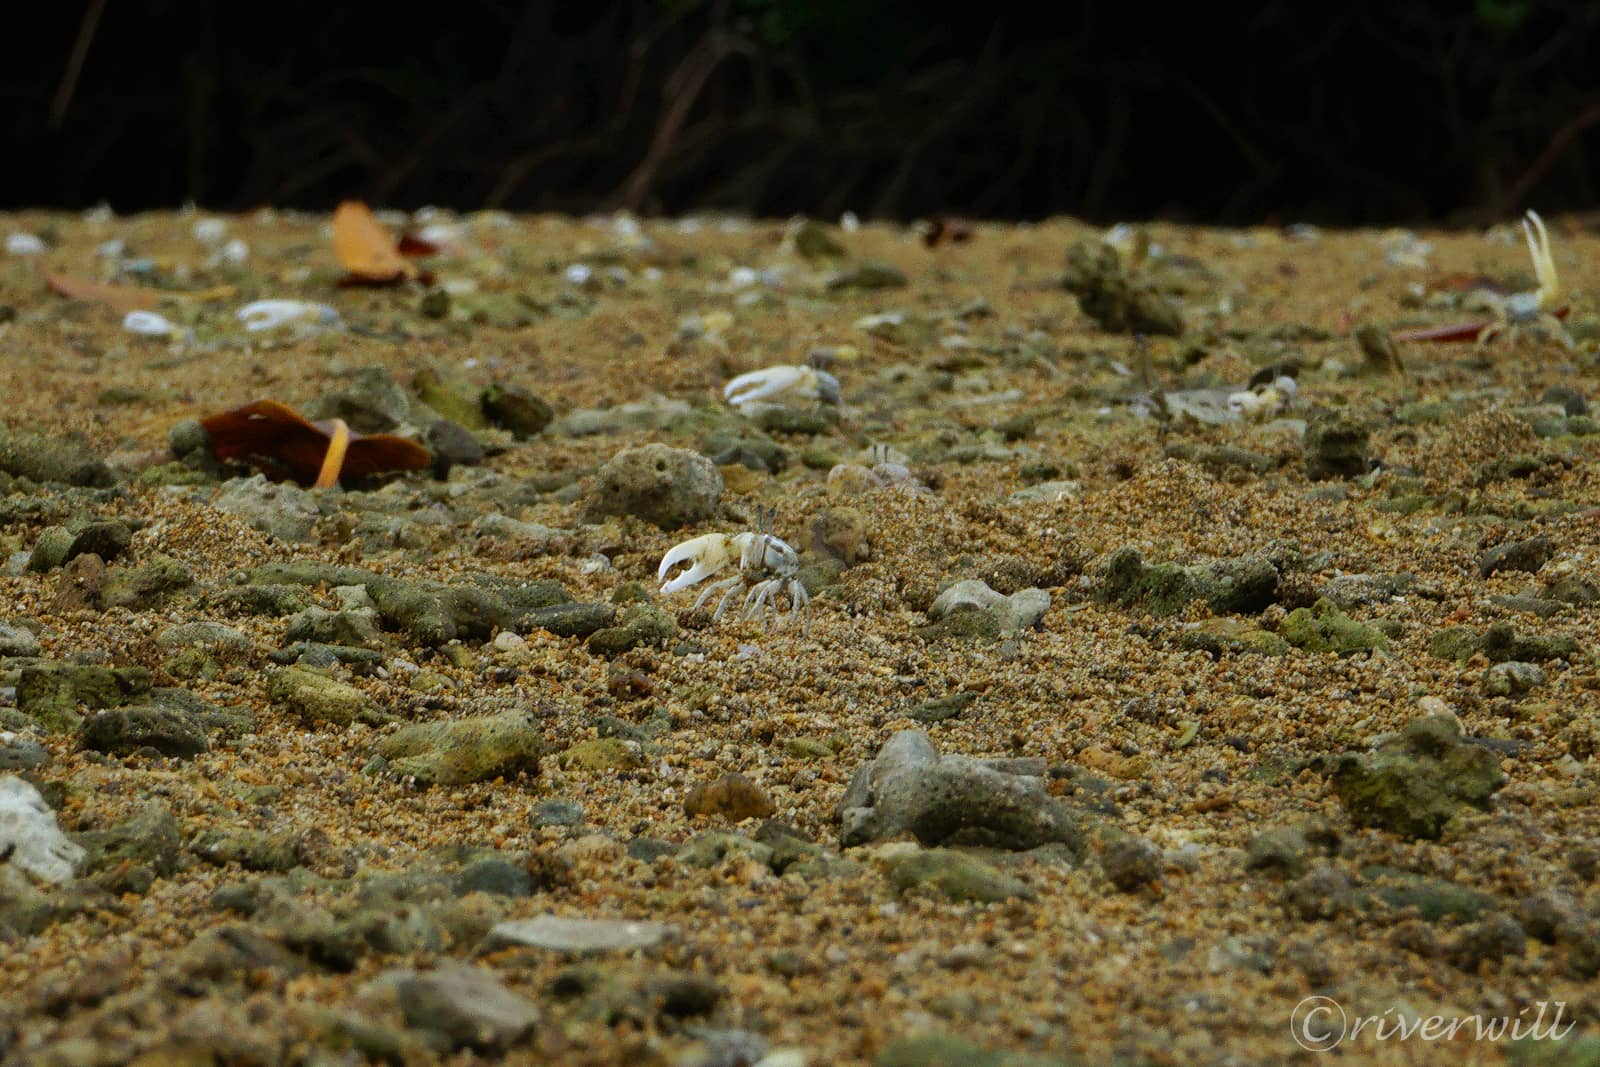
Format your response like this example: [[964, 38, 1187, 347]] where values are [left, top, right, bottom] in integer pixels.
[[684, 773, 777, 821], [213, 475, 321, 542], [480, 915, 679, 954], [836, 730, 1083, 851], [386, 963, 541, 1052], [583, 443, 722, 529]]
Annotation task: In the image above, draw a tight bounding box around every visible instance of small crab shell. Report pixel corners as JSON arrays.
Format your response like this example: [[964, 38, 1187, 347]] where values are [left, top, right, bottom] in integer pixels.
[[658, 532, 737, 594], [724, 365, 840, 409]]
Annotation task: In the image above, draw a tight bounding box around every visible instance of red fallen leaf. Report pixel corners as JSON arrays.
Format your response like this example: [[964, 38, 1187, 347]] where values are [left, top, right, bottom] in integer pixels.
[[44, 271, 161, 313], [333, 200, 422, 286], [1392, 305, 1569, 344], [924, 216, 974, 249], [199, 399, 430, 488]]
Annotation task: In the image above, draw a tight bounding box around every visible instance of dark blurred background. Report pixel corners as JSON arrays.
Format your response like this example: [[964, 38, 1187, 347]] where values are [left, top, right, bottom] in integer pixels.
[[7, 0, 1600, 224]]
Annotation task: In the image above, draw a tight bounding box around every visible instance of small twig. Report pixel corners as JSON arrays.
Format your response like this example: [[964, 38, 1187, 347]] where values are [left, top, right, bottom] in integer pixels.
[[49, 0, 107, 129]]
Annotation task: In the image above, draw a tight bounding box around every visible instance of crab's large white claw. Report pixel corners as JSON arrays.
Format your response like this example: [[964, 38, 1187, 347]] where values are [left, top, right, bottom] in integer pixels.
[[658, 533, 733, 594], [724, 365, 810, 408], [1523, 210, 1560, 310], [237, 299, 339, 332]]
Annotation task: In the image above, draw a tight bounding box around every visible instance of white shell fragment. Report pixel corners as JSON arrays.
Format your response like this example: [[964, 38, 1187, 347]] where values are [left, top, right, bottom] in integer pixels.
[[192, 217, 228, 245], [236, 299, 339, 332], [123, 311, 181, 337], [5, 233, 45, 256]]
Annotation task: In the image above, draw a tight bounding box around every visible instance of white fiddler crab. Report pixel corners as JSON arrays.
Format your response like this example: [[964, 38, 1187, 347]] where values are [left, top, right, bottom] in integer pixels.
[[1479, 210, 1569, 348], [657, 507, 810, 628], [723, 363, 840, 414]]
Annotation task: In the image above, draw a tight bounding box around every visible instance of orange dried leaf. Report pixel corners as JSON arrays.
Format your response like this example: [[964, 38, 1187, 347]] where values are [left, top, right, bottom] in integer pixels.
[[199, 399, 430, 488], [333, 200, 418, 283], [44, 271, 160, 313]]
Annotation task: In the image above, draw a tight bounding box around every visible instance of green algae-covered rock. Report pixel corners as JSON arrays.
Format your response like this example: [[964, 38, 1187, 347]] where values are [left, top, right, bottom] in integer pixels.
[[1336, 716, 1507, 840], [1281, 597, 1386, 654], [375, 708, 546, 786]]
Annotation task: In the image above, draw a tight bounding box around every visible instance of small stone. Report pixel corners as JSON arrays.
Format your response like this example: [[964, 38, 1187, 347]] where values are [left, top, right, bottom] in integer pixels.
[[426, 419, 484, 475], [836, 730, 1083, 852], [1480, 534, 1552, 578], [0, 620, 42, 657], [453, 857, 533, 897], [79, 704, 208, 757], [1484, 661, 1546, 697], [1304, 409, 1370, 480], [1100, 835, 1161, 891], [481, 915, 679, 954], [390, 963, 540, 1052], [583, 444, 722, 529], [684, 773, 777, 821], [0, 776, 85, 883], [531, 799, 584, 828], [482, 384, 554, 438]]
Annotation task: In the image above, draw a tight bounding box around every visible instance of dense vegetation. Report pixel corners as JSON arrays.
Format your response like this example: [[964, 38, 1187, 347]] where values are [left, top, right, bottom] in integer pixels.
[[11, 0, 1600, 223]]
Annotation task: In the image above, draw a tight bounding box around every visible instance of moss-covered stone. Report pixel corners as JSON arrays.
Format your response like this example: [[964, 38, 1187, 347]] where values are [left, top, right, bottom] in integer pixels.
[[586, 604, 676, 655], [99, 555, 192, 610], [266, 666, 386, 727], [1061, 240, 1183, 336], [376, 708, 546, 786], [1429, 626, 1483, 662], [414, 366, 489, 430], [1098, 547, 1279, 617], [73, 801, 181, 894], [79, 704, 209, 757], [17, 663, 151, 733], [0, 427, 114, 486], [1281, 598, 1386, 654], [882, 847, 1034, 903], [555, 738, 642, 774], [1336, 716, 1507, 840]]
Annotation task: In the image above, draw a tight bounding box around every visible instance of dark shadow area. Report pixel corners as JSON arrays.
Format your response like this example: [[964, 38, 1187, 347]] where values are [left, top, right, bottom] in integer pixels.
[[8, 0, 1600, 224]]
